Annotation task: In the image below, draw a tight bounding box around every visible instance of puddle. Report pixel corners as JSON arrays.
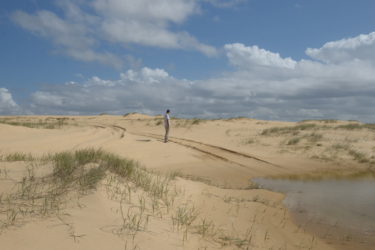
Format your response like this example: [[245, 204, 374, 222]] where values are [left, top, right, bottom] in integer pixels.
[[253, 178, 375, 249]]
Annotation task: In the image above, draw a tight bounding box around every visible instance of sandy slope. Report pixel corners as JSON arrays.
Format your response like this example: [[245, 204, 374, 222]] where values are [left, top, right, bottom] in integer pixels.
[[0, 115, 374, 249]]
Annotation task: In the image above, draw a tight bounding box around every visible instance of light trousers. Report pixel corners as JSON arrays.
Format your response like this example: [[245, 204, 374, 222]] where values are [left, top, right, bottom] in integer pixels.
[[164, 126, 170, 143]]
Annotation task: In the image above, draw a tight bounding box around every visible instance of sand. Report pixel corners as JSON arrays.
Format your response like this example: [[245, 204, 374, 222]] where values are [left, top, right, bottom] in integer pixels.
[[0, 115, 374, 249]]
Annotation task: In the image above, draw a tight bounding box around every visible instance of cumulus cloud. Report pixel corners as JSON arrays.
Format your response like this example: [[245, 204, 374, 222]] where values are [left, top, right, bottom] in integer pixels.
[[120, 67, 169, 83], [306, 32, 375, 64], [29, 67, 192, 115], [11, 0, 217, 67], [225, 43, 297, 69], [0, 30, 370, 122], [0, 88, 21, 115], [28, 62, 375, 122], [25, 31, 375, 122]]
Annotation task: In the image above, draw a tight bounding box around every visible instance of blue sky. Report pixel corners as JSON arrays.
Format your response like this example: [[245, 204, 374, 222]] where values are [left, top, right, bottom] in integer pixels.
[[1, 0, 375, 122]]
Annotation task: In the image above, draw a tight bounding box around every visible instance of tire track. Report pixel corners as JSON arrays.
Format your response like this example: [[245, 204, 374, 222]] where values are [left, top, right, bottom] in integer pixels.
[[93, 123, 284, 172], [155, 133, 280, 169], [125, 129, 284, 171], [91, 124, 126, 139]]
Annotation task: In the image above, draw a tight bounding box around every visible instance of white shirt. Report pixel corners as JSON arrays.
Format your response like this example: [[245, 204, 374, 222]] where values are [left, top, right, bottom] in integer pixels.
[[164, 113, 170, 127]]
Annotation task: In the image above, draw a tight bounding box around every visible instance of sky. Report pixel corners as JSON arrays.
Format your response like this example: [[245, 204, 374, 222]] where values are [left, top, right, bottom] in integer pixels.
[[1, 0, 375, 122]]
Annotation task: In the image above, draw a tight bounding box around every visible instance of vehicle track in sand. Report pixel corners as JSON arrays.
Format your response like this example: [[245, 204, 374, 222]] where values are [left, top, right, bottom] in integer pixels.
[[95, 124, 286, 173]]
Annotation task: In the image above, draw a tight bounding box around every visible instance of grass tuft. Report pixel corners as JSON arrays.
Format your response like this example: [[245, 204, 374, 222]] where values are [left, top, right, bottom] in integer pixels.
[[79, 167, 106, 190], [261, 124, 318, 136], [1, 152, 34, 162], [0, 117, 70, 129], [75, 148, 104, 165], [348, 150, 370, 164], [0, 148, 139, 231], [287, 137, 300, 145], [172, 203, 199, 239], [335, 123, 375, 131], [53, 152, 77, 182]]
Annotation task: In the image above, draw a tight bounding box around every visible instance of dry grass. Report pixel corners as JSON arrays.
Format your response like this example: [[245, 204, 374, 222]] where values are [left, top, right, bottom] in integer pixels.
[[284, 133, 323, 146], [0, 152, 35, 161], [0, 148, 137, 232], [335, 123, 375, 131], [0, 148, 180, 242], [0, 149, 190, 242], [299, 119, 338, 124], [261, 124, 320, 136], [172, 118, 206, 128], [262, 122, 375, 136], [0, 117, 72, 129], [259, 121, 374, 169]]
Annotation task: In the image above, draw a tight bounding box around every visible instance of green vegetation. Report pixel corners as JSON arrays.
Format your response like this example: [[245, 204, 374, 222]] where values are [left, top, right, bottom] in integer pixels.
[[194, 219, 216, 238], [0, 148, 137, 231], [307, 133, 323, 142], [191, 119, 202, 125], [287, 137, 300, 145], [335, 123, 375, 131], [348, 149, 370, 164], [155, 119, 163, 126], [316, 143, 375, 166], [0, 117, 71, 129], [283, 133, 323, 146], [173, 118, 205, 128], [243, 138, 257, 144], [150, 117, 206, 127], [0, 152, 35, 161], [261, 123, 319, 136], [171, 204, 200, 241], [299, 119, 338, 124], [218, 235, 250, 248], [331, 143, 350, 151], [50, 148, 135, 186], [0, 148, 188, 243], [79, 167, 106, 190], [262, 122, 375, 136]]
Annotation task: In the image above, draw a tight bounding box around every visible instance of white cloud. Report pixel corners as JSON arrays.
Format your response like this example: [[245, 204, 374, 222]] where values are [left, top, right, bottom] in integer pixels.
[[11, 31, 375, 122], [28, 56, 375, 122], [11, 9, 123, 68], [225, 43, 297, 69], [120, 67, 170, 83], [0, 88, 21, 115], [306, 32, 375, 64], [94, 0, 217, 56], [92, 0, 198, 23], [29, 67, 192, 115], [11, 10, 93, 49], [11, 0, 218, 67]]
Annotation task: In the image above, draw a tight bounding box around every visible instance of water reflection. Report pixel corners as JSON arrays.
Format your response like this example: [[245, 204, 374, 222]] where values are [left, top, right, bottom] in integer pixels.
[[253, 178, 375, 249]]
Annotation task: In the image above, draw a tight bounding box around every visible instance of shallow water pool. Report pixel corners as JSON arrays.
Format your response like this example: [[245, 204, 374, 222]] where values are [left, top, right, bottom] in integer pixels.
[[253, 178, 375, 249]]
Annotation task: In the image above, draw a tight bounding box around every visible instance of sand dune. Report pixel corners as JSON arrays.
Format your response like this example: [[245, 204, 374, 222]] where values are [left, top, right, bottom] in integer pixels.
[[0, 115, 374, 249]]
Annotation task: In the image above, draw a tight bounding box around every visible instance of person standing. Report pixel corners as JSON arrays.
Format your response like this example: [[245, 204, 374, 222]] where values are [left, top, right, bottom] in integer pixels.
[[164, 109, 170, 143]]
